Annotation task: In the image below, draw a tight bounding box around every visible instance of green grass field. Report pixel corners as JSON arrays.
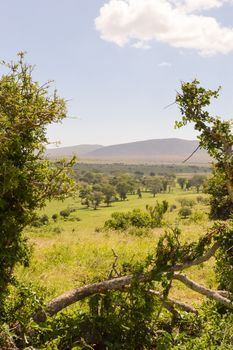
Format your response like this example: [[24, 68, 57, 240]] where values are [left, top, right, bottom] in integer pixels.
[[19, 188, 215, 307]]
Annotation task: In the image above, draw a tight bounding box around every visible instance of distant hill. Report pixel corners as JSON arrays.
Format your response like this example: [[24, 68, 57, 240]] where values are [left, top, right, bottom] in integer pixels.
[[45, 144, 103, 159], [46, 138, 211, 164], [84, 138, 210, 164]]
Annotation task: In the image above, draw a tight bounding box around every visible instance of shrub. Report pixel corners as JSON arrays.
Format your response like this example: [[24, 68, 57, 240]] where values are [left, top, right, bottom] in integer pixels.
[[129, 209, 151, 228], [146, 200, 168, 227], [60, 209, 71, 219], [179, 207, 192, 218], [189, 211, 205, 223], [178, 198, 196, 207], [52, 213, 58, 222], [104, 212, 131, 230], [39, 214, 49, 225]]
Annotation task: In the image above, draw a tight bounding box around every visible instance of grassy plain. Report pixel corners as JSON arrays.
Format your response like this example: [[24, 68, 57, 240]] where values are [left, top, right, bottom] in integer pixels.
[[19, 187, 215, 308]]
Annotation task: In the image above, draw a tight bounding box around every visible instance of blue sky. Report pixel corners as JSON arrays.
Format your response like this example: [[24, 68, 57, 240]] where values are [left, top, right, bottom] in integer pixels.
[[1, 0, 233, 146]]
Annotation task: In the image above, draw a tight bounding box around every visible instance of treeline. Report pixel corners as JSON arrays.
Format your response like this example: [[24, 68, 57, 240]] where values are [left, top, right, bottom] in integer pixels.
[[74, 169, 207, 209], [73, 162, 210, 175]]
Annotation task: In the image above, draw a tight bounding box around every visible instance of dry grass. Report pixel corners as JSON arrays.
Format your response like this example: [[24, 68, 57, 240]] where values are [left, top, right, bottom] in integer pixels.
[[18, 189, 214, 306]]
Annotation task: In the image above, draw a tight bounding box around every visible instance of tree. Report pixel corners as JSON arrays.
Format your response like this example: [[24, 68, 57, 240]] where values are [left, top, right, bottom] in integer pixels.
[[187, 175, 206, 193], [79, 183, 92, 208], [89, 191, 104, 210], [204, 168, 232, 220], [116, 181, 130, 200], [101, 184, 116, 206], [177, 177, 187, 190], [144, 176, 163, 197], [0, 53, 75, 307]]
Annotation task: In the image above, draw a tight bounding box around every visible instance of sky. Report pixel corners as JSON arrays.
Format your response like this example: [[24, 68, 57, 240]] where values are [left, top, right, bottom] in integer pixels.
[[0, 0, 233, 147]]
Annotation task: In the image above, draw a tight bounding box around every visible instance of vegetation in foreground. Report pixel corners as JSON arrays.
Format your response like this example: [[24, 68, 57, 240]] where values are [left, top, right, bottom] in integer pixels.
[[0, 56, 232, 349]]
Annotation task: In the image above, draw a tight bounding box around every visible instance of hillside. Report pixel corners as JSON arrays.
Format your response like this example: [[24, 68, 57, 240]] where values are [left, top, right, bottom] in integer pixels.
[[45, 144, 103, 159], [46, 138, 211, 164]]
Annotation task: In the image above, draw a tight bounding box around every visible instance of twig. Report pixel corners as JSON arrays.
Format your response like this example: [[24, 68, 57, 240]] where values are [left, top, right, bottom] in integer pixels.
[[183, 145, 200, 163]]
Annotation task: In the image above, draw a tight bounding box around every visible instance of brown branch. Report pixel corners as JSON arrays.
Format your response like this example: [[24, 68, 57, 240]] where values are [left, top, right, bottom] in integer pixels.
[[148, 290, 197, 315], [173, 273, 233, 310], [33, 241, 221, 322], [169, 241, 220, 272], [183, 145, 200, 163]]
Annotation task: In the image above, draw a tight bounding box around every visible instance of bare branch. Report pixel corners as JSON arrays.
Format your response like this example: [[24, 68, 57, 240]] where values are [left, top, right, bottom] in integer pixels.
[[33, 241, 222, 322], [173, 273, 233, 310], [169, 241, 220, 272], [148, 289, 197, 315], [183, 145, 200, 163]]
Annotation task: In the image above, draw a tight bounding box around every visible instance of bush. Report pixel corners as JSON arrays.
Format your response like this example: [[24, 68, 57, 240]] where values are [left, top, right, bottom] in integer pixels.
[[178, 198, 196, 207], [129, 209, 151, 228], [104, 212, 131, 230], [52, 213, 58, 222], [60, 209, 71, 219], [189, 211, 205, 223], [39, 214, 49, 225], [179, 207, 192, 218]]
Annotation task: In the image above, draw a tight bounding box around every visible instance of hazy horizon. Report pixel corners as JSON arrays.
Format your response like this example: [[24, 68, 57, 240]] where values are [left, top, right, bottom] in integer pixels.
[[47, 136, 199, 149]]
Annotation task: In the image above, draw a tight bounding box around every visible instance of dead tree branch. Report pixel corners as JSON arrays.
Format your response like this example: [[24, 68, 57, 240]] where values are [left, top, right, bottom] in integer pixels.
[[148, 289, 197, 315], [173, 273, 233, 310]]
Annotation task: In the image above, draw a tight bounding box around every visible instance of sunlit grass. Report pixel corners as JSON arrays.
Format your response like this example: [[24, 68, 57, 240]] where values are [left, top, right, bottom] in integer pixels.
[[18, 188, 213, 305]]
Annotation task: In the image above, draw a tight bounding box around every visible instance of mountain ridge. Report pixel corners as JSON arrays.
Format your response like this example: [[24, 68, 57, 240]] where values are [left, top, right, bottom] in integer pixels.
[[45, 138, 211, 164]]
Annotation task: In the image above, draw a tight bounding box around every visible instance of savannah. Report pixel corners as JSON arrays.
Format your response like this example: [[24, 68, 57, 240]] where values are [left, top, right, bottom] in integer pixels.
[[0, 53, 232, 350]]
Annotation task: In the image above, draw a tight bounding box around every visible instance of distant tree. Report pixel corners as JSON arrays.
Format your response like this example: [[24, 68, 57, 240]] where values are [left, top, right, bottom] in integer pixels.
[[187, 175, 206, 193], [79, 184, 92, 208], [116, 181, 130, 201], [137, 188, 142, 198], [177, 177, 187, 190], [101, 184, 116, 207], [89, 191, 104, 210], [145, 176, 163, 197]]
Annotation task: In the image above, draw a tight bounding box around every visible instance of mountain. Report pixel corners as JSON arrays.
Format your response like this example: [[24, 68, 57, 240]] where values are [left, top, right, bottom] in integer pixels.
[[84, 138, 210, 164], [45, 144, 103, 159], [45, 138, 211, 164]]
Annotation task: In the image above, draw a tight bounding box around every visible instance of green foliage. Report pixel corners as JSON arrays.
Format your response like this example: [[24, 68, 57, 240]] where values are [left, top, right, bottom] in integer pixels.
[[60, 209, 71, 218], [215, 220, 233, 293], [40, 214, 49, 225], [0, 53, 75, 307], [187, 175, 206, 193], [204, 167, 232, 220], [178, 198, 196, 207], [52, 213, 58, 222], [146, 200, 168, 227], [104, 209, 151, 231], [172, 305, 233, 349], [104, 202, 168, 231], [177, 177, 187, 190], [179, 207, 192, 219]]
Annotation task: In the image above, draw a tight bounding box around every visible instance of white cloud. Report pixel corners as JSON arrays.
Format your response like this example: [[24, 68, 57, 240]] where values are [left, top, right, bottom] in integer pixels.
[[158, 61, 172, 67], [95, 0, 233, 56]]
